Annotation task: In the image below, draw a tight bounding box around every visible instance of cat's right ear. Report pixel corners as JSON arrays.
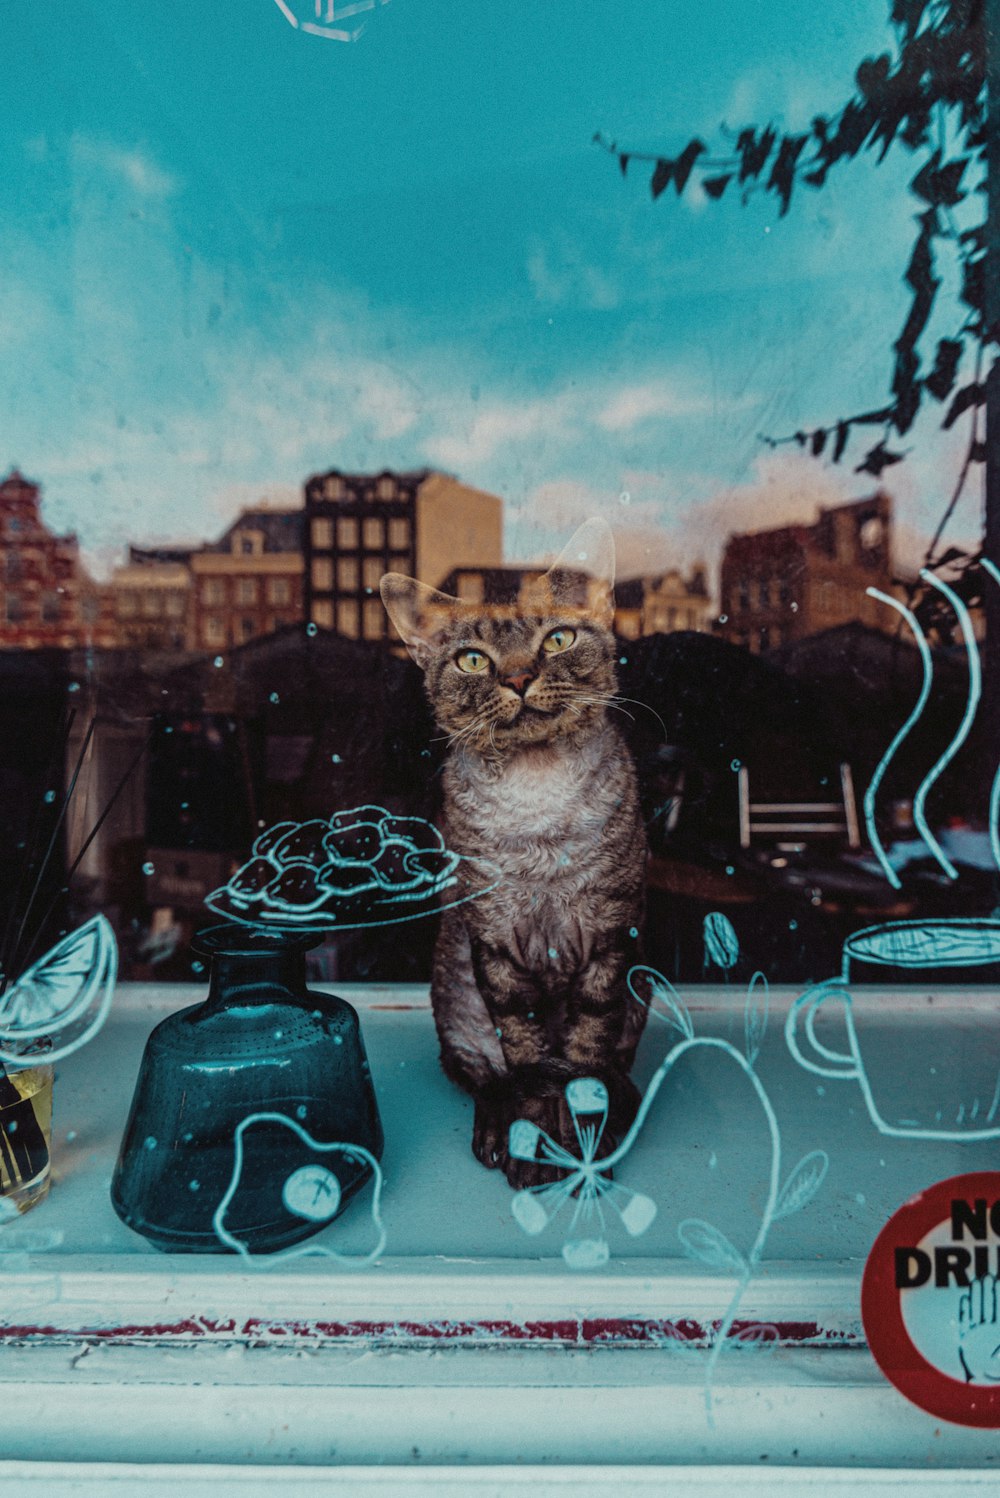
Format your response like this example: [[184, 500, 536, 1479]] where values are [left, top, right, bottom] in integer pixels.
[[379, 574, 456, 669]]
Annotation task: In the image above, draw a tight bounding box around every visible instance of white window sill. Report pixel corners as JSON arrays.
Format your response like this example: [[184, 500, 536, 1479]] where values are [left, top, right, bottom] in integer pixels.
[[2, 982, 999, 1473]]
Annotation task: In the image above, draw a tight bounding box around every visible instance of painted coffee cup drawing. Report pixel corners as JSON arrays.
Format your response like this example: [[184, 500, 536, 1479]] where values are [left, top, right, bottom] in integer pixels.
[[785, 919, 1000, 1143]]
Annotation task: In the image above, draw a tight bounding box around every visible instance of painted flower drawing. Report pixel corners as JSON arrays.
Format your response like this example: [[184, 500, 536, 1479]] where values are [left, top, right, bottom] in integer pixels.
[[508, 1077, 657, 1269]]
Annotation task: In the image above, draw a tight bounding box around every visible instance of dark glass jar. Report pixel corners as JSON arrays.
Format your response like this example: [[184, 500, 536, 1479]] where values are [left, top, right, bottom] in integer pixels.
[[110, 924, 384, 1254]]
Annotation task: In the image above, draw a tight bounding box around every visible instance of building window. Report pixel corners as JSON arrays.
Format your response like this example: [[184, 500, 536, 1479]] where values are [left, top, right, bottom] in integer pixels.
[[267, 576, 292, 606], [323, 475, 345, 500], [363, 599, 385, 637], [238, 616, 256, 642], [389, 553, 410, 574], [362, 517, 384, 549], [456, 574, 482, 602], [377, 476, 397, 500], [5, 593, 24, 623], [388, 518, 409, 550], [234, 577, 258, 605], [337, 600, 359, 638], [337, 557, 359, 590], [759, 578, 771, 609], [40, 591, 62, 623], [337, 517, 359, 548], [6, 552, 21, 581], [312, 558, 334, 591], [312, 600, 334, 629], [363, 557, 383, 590], [166, 592, 187, 618], [202, 615, 226, 647], [117, 592, 137, 618], [737, 581, 750, 611], [312, 518, 333, 549], [232, 530, 262, 557], [201, 577, 226, 605]]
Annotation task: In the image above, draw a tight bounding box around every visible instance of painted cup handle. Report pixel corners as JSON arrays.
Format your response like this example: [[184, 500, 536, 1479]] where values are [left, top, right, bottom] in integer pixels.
[[784, 982, 860, 1080]]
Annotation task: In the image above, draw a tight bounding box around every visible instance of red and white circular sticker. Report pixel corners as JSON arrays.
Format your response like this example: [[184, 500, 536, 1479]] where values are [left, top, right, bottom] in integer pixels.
[[862, 1171, 1000, 1426]]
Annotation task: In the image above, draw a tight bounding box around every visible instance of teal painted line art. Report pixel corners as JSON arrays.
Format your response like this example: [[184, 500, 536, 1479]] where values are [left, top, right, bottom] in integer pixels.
[[206, 806, 501, 931], [910, 568, 981, 881], [270, 0, 391, 43], [212, 1111, 386, 1266], [0, 915, 117, 1066], [786, 956, 1000, 1142], [863, 588, 934, 889], [510, 951, 828, 1420], [703, 911, 739, 975], [980, 558, 1000, 875], [508, 1077, 658, 1271]]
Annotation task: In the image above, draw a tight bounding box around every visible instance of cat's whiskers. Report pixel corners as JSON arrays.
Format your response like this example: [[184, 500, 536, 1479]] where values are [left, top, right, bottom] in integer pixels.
[[610, 695, 668, 740]]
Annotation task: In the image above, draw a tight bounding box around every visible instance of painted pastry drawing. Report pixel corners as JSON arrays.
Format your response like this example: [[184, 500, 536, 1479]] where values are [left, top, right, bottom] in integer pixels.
[[206, 805, 500, 930]]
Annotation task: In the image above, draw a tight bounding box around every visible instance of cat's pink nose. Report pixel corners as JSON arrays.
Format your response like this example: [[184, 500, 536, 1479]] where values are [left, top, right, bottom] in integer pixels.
[[501, 669, 536, 695]]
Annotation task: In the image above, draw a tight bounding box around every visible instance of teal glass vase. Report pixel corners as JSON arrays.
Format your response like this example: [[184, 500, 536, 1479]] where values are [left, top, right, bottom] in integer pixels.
[[110, 924, 383, 1254]]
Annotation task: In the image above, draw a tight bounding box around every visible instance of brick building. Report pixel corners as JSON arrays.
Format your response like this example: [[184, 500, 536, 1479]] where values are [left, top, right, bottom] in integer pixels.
[[718, 493, 897, 653], [615, 566, 711, 639], [188, 507, 304, 651], [0, 470, 111, 649], [304, 469, 503, 642]]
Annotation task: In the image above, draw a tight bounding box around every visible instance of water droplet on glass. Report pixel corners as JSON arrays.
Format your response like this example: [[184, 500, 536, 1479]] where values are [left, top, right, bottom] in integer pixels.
[[144, 1136, 158, 1151], [269, 692, 280, 704], [296, 1105, 307, 1120], [619, 491, 630, 506], [730, 759, 741, 772], [213, 655, 224, 668], [44, 790, 55, 804], [307, 622, 318, 637], [189, 1180, 201, 1192], [142, 861, 155, 875]]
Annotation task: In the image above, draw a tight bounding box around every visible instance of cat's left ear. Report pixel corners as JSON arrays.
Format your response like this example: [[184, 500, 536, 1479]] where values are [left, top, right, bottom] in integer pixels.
[[379, 573, 458, 669], [543, 518, 616, 629]]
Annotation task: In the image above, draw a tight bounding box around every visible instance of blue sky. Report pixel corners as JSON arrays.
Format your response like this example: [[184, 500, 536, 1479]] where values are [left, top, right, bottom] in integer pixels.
[[1, 0, 977, 583]]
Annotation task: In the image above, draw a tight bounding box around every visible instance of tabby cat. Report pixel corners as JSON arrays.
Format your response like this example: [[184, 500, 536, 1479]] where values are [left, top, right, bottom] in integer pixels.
[[380, 519, 647, 1188]]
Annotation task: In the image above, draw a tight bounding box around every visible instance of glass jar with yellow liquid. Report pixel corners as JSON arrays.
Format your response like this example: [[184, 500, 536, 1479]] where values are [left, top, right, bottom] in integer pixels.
[[0, 1060, 52, 1214]]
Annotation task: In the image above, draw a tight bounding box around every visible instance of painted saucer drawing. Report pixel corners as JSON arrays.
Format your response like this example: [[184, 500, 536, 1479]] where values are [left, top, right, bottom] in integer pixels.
[[205, 805, 501, 930]]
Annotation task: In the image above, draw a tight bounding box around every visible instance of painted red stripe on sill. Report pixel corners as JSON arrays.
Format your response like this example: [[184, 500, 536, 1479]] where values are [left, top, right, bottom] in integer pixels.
[[0, 1316, 863, 1346]]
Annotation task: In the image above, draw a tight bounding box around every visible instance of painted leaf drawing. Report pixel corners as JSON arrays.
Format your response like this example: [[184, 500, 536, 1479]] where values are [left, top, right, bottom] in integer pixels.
[[773, 1150, 829, 1221], [743, 970, 769, 1066], [627, 965, 694, 1040], [0, 915, 117, 1063], [677, 1217, 747, 1275], [703, 911, 739, 971]]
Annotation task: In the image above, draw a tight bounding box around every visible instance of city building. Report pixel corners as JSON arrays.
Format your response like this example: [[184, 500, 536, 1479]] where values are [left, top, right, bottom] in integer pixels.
[[0, 470, 112, 649], [718, 492, 896, 653], [187, 507, 304, 651], [106, 560, 192, 650], [614, 565, 712, 639], [304, 469, 503, 642]]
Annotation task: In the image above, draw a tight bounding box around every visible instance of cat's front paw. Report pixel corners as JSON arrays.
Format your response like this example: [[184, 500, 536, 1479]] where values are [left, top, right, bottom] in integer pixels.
[[473, 1091, 511, 1171]]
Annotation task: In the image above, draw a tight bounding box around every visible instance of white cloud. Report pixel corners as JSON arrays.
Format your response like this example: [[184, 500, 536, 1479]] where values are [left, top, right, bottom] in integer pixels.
[[526, 236, 620, 311], [596, 379, 719, 431], [71, 136, 178, 199], [424, 392, 578, 470]]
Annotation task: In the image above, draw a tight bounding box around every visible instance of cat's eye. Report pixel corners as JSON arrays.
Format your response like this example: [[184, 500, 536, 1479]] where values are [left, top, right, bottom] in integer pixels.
[[542, 628, 576, 655], [455, 648, 490, 674]]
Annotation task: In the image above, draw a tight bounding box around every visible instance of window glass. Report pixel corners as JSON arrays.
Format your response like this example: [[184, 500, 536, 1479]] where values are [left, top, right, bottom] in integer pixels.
[[7, 3, 1000, 1469]]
